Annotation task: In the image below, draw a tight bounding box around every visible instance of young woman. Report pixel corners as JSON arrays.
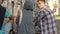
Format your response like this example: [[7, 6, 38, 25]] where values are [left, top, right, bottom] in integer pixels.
[[0, 0, 13, 34]]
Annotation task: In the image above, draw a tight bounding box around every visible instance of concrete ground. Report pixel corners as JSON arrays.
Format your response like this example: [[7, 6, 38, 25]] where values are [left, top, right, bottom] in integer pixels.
[[56, 19, 60, 34]]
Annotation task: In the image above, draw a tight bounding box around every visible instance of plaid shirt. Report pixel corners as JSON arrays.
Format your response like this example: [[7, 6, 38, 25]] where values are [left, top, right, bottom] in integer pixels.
[[34, 6, 57, 34]]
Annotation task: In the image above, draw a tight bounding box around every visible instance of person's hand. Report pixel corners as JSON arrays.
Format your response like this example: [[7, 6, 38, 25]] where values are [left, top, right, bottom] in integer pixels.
[[4, 18, 9, 24], [9, 16, 14, 23]]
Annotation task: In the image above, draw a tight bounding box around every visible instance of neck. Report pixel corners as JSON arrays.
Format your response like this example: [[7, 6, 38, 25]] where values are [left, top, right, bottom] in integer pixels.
[[40, 4, 45, 9]]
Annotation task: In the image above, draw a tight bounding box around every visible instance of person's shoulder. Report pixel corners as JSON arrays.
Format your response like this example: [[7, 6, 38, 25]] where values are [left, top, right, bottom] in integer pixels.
[[1, 6, 6, 9], [43, 8, 54, 18], [0, 6, 6, 11]]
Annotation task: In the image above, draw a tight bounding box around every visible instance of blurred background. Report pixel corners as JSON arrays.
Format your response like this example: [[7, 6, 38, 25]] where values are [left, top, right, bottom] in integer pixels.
[[1, 0, 60, 34]]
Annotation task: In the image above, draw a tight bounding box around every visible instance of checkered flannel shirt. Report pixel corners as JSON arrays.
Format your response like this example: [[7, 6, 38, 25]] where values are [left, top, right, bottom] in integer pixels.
[[33, 6, 57, 34]]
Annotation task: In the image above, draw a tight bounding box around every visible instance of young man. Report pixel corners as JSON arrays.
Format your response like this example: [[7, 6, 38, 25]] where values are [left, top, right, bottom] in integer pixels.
[[34, 0, 57, 34]]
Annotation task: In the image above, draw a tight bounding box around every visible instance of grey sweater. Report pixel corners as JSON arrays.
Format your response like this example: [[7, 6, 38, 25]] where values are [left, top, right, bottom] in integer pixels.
[[17, 0, 35, 34]]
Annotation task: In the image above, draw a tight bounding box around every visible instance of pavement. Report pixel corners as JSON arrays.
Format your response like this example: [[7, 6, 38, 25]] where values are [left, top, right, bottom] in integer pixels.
[[56, 19, 60, 34], [56, 17, 60, 20]]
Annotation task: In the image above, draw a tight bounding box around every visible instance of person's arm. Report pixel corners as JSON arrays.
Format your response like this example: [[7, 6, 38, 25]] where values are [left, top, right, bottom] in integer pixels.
[[33, 11, 45, 27], [5, 8, 14, 23], [4, 8, 12, 34], [4, 9, 10, 24], [16, 10, 21, 24], [33, 16, 38, 26]]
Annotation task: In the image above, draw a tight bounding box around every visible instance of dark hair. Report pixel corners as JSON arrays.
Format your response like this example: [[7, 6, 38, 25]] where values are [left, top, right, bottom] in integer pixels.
[[12, 1, 14, 4], [37, 0, 45, 2], [1, 0, 4, 4], [23, 0, 33, 11]]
